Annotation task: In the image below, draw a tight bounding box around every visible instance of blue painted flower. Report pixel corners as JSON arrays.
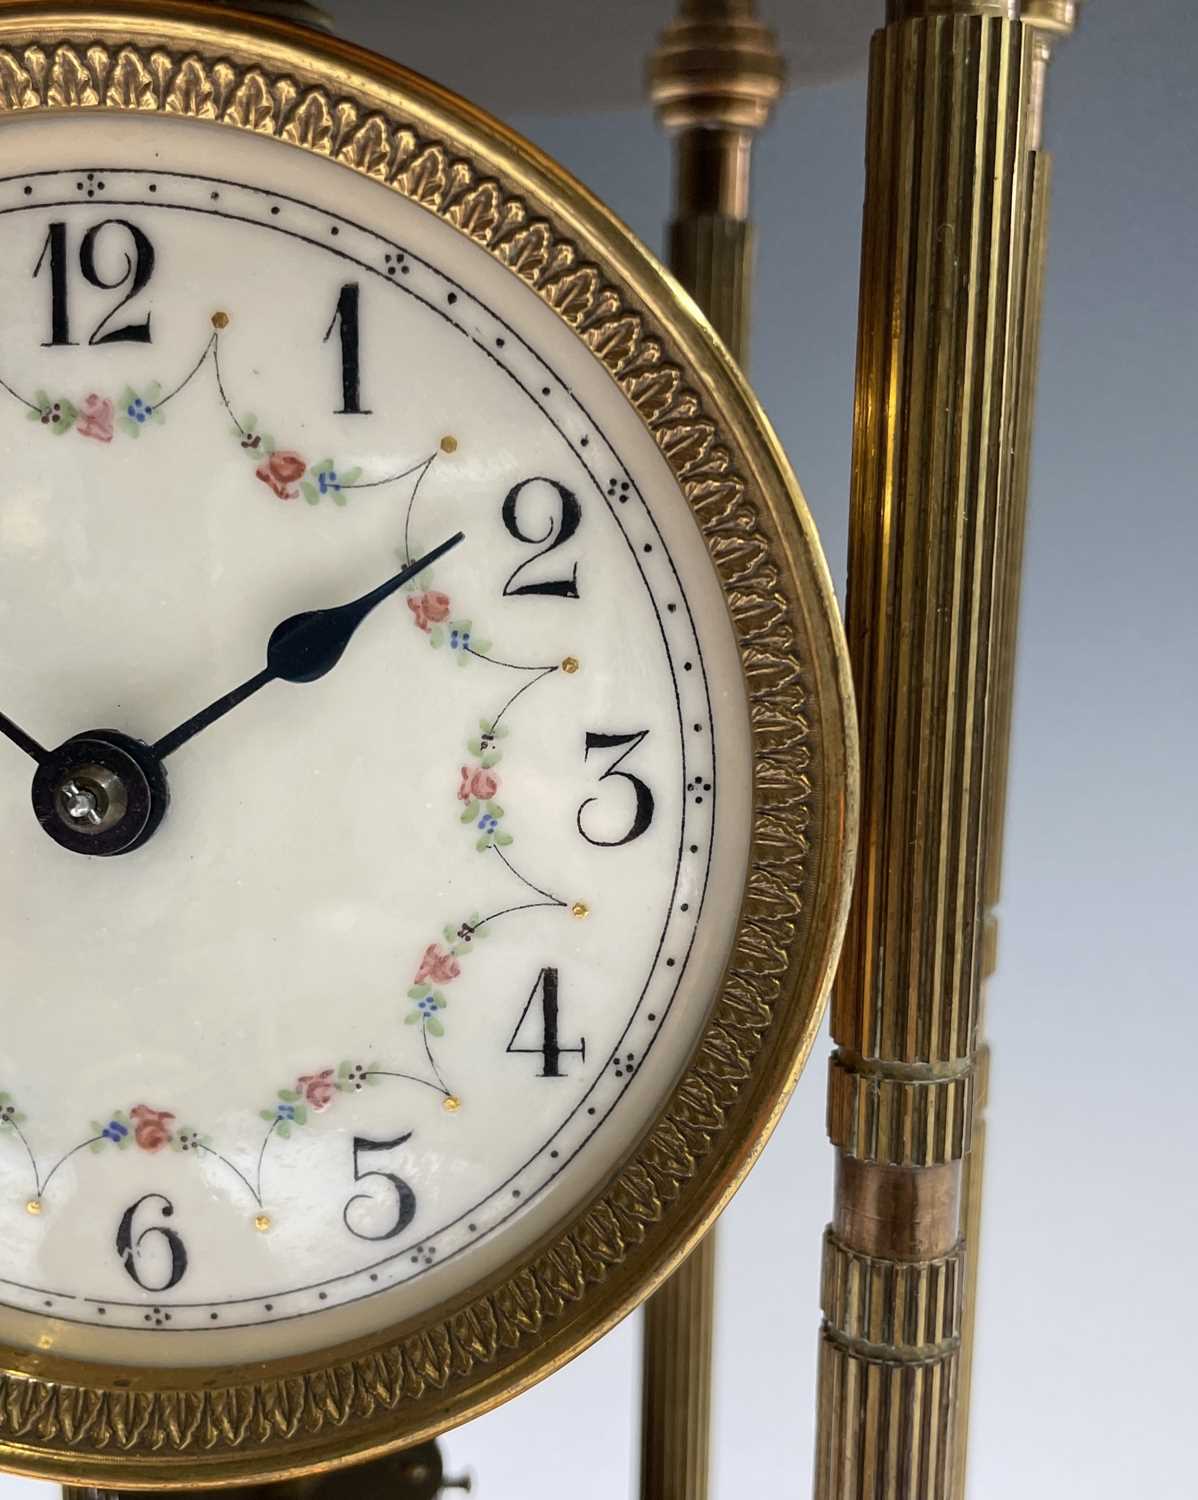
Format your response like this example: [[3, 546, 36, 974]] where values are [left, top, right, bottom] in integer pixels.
[[478, 812, 498, 834], [126, 396, 153, 424], [103, 1118, 129, 1143], [276, 1102, 296, 1121], [317, 469, 341, 495], [449, 627, 472, 651], [417, 995, 439, 1017]]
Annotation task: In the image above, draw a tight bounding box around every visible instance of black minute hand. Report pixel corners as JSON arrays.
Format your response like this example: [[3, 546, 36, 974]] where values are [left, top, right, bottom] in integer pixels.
[[154, 532, 465, 759]]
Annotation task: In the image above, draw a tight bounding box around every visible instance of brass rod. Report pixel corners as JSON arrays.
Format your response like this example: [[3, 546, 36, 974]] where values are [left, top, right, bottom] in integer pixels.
[[954, 8, 1077, 1493], [642, 5, 783, 1499], [813, 3, 1077, 1494]]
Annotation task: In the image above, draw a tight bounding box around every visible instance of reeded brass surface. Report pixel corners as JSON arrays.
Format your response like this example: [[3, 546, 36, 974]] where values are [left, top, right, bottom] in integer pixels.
[[814, 4, 1058, 1494], [0, 1, 857, 1488], [954, 6, 1078, 1492], [641, 7, 784, 1499], [640, 1234, 717, 1500]]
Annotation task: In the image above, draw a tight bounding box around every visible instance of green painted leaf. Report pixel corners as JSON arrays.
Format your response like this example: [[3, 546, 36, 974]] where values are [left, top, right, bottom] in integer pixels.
[[33, 389, 49, 407], [341, 466, 362, 486], [337, 1061, 352, 1078], [333, 489, 348, 507], [481, 752, 501, 769], [475, 835, 493, 852], [486, 802, 504, 818], [301, 481, 319, 505], [259, 1109, 276, 1122], [278, 1088, 300, 1102], [292, 1105, 308, 1125], [408, 984, 430, 999], [429, 626, 445, 648], [317, 458, 334, 472], [404, 1012, 420, 1025], [25, 407, 41, 423], [426, 1018, 445, 1038], [118, 417, 139, 439], [276, 1122, 291, 1139], [467, 738, 484, 756], [460, 799, 478, 823], [495, 832, 514, 847]]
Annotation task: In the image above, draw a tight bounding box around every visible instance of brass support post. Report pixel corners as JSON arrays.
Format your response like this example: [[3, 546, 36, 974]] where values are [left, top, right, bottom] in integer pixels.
[[954, 4, 1078, 1494], [643, 5, 782, 1500], [814, 3, 1077, 1496]]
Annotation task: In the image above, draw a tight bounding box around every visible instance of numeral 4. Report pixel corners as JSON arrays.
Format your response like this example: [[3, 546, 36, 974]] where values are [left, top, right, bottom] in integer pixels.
[[507, 967, 585, 1078]]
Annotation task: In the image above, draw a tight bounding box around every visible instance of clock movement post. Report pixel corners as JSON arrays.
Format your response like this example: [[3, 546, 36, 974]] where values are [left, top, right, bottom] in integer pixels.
[[642, 6, 784, 1500], [814, 4, 1079, 1498]]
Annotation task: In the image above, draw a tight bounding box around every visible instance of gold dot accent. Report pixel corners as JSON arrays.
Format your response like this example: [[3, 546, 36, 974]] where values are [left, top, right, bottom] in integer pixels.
[[561, 656, 580, 674], [254, 1213, 272, 1233], [25, 1198, 42, 1216], [570, 901, 590, 920], [442, 1095, 462, 1113], [211, 310, 230, 329], [440, 435, 458, 454]]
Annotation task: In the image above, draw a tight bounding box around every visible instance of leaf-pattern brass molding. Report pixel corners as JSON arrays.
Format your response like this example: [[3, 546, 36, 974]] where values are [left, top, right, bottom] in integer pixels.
[[0, 19, 851, 1485]]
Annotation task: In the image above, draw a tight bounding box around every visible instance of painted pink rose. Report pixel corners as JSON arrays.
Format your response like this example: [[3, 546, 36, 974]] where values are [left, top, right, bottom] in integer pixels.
[[414, 943, 461, 986], [256, 450, 307, 500], [407, 590, 451, 632], [459, 765, 500, 802], [130, 1105, 175, 1152], [297, 1068, 337, 1112], [76, 393, 114, 443]]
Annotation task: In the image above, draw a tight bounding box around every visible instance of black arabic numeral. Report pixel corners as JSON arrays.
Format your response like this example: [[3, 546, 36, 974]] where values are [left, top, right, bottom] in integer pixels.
[[343, 1132, 417, 1242], [33, 220, 155, 347], [506, 967, 585, 1078], [577, 730, 655, 847], [115, 1193, 187, 1292], [33, 222, 73, 346], [501, 477, 581, 598], [81, 220, 155, 344], [324, 282, 371, 414]]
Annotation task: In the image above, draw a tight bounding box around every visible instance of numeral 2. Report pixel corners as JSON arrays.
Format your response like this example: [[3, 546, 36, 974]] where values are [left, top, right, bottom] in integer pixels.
[[502, 478, 581, 598], [324, 282, 371, 414], [34, 220, 155, 346], [578, 730, 655, 846], [343, 1132, 417, 1241], [507, 967, 585, 1077]]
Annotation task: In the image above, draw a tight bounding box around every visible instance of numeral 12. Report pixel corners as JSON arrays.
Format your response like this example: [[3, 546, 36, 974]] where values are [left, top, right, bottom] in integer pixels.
[[34, 219, 155, 346]]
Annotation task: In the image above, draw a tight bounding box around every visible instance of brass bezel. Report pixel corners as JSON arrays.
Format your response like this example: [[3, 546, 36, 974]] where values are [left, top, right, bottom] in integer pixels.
[[0, 1, 857, 1486]]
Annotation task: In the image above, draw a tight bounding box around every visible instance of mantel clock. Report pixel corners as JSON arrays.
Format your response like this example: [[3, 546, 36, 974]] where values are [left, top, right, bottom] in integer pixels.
[[0, 1, 854, 1487]]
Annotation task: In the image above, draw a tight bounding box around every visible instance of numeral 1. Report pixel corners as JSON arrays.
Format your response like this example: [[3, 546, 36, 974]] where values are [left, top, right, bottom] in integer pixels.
[[507, 967, 585, 1078], [324, 282, 371, 414], [34, 222, 73, 346]]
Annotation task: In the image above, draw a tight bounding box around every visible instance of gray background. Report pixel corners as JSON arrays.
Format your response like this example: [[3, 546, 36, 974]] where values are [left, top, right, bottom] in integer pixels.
[[2, 2, 1194, 1496]]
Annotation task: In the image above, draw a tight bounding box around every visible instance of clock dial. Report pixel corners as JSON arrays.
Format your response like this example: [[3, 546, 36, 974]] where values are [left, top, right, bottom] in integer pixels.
[[0, 116, 755, 1365]]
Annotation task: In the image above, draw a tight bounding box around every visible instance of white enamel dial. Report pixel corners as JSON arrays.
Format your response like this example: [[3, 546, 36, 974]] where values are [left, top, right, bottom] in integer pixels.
[[0, 115, 752, 1366]]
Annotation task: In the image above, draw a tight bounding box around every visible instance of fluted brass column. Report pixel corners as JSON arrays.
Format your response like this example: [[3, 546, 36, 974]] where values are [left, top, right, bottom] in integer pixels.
[[643, 6, 783, 1500], [953, 5, 1078, 1494], [814, 3, 1076, 1495]]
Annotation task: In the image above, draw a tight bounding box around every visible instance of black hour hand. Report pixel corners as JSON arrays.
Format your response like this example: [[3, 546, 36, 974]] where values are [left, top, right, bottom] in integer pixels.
[[154, 531, 464, 758]]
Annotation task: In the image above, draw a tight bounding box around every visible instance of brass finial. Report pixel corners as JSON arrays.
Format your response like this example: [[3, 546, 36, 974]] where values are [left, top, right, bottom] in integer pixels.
[[648, 0, 786, 136]]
